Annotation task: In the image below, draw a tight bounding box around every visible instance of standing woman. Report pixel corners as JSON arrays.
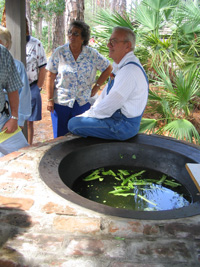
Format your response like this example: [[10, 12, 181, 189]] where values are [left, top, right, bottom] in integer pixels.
[[46, 20, 112, 138]]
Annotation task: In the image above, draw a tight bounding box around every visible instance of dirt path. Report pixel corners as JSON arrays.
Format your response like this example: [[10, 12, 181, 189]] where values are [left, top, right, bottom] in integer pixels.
[[34, 88, 53, 144]]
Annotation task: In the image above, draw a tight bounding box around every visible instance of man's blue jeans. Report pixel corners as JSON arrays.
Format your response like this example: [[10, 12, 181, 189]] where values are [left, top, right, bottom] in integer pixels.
[[68, 110, 142, 141]]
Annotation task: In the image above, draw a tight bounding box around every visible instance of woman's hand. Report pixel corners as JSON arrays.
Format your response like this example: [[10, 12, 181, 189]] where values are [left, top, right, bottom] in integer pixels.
[[91, 84, 100, 97], [91, 65, 112, 97], [47, 100, 54, 113], [46, 71, 56, 113]]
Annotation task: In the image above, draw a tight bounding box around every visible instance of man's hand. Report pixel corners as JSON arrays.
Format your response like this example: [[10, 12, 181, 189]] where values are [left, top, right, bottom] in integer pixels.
[[2, 118, 18, 133]]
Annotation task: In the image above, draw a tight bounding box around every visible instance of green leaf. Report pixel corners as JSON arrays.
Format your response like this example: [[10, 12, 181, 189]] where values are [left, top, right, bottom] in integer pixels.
[[114, 237, 125, 240], [83, 174, 102, 181], [137, 194, 157, 206], [157, 174, 167, 184], [163, 119, 200, 144], [118, 170, 130, 176], [139, 118, 158, 134], [163, 180, 181, 187], [102, 170, 116, 176], [113, 193, 136, 197], [83, 169, 102, 181], [121, 171, 146, 186]]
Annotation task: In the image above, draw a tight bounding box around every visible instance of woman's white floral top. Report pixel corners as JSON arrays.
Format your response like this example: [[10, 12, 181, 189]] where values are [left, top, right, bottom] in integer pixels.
[[46, 43, 110, 107]]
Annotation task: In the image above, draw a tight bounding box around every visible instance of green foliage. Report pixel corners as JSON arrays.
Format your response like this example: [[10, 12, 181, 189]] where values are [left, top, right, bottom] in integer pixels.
[[46, 0, 65, 17], [30, 0, 47, 21], [83, 167, 182, 207], [139, 118, 158, 134], [0, 0, 5, 22], [30, 0, 65, 24], [141, 66, 200, 143], [163, 119, 200, 143], [42, 26, 51, 52], [91, 0, 200, 144], [91, 10, 134, 57]]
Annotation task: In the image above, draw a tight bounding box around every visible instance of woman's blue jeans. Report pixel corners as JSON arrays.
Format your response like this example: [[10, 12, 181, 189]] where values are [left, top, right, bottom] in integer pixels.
[[68, 110, 142, 141], [51, 101, 91, 138]]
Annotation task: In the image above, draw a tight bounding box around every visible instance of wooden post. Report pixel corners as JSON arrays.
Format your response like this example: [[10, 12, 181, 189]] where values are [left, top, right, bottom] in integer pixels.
[[5, 0, 28, 139], [5, 0, 26, 65]]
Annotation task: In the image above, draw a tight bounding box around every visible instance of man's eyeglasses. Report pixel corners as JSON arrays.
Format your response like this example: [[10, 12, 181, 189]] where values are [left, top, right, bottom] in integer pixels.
[[68, 30, 80, 37], [108, 38, 128, 47]]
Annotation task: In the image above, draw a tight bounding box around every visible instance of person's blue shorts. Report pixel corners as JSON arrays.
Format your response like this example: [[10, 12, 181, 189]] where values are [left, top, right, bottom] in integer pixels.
[[28, 83, 42, 121]]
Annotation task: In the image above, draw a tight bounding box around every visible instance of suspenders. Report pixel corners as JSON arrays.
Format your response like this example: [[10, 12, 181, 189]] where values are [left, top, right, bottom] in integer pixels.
[[123, 61, 149, 85], [106, 61, 149, 119], [107, 61, 149, 94]]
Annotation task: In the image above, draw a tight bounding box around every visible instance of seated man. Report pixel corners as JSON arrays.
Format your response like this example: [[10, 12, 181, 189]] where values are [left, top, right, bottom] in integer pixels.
[[68, 26, 149, 141]]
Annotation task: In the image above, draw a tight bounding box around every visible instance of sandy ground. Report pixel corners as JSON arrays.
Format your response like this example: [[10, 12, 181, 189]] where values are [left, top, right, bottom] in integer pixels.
[[34, 88, 54, 144]]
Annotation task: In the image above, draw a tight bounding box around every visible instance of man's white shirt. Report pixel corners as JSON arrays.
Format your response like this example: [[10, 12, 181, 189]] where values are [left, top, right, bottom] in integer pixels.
[[79, 51, 148, 119]]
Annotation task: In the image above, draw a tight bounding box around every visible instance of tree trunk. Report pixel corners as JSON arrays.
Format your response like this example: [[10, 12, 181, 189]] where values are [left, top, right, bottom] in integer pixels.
[[111, 0, 127, 16], [65, 0, 85, 35], [111, 0, 117, 12], [39, 18, 43, 39], [52, 13, 65, 50], [33, 6, 43, 38], [48, 20, 52, 51], [35, 21, 39, 37], [26, 0, 32, 35], [118, 0, 127, 15]]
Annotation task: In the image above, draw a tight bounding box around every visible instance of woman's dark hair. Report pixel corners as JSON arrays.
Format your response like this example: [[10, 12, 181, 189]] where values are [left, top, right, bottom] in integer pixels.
[[69, 20, 90, 46]]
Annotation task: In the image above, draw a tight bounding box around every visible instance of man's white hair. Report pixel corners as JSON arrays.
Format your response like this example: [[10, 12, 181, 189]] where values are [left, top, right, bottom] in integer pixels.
[[0, 25, 12, 50], [113, 26, 136, 50]]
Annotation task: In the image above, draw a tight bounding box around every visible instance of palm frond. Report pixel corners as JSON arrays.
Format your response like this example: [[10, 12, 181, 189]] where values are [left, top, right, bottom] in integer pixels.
[[93, 10, 133, 31], [139, 118, 158, 134], [148, 90, 162, 101], [177, 0, 200, 28], [163, 119, 200, 144], [91, 10, 134, 56], [151, 64, 174, 91], [135, 3, 161, 33]]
